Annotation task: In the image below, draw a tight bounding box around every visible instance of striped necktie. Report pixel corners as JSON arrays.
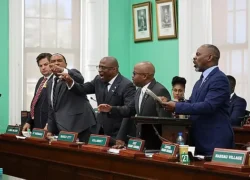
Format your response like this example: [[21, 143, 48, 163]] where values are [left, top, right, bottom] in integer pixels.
[[30, 78, 47, 119]]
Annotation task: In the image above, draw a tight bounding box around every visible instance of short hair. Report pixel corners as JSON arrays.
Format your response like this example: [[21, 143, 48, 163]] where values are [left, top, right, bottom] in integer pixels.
[[203, 44, 220, 61], [227, 75, 236, 87], [36, 53, 52, 65], [51, 53, 67, 63], [172, 76, 187, 88]]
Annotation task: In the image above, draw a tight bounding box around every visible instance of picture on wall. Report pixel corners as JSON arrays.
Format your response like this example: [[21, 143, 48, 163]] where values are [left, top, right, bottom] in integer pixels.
[[132, 2, 152, 42], [156, 0, 177, 39]]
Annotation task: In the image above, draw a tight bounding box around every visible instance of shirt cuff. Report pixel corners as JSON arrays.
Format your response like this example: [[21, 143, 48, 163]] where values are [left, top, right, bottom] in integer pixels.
[[62, 68, 74, 89], [63, 68, 68, 74], [67, 80, 75, 90]]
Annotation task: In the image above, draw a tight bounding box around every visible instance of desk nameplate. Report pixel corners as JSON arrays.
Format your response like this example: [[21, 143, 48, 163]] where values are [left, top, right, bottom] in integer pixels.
[[152, 142, 178, 162], [82, 134, 110, 152], [204, 148, 250, 172], [119, 138, 145, 158]]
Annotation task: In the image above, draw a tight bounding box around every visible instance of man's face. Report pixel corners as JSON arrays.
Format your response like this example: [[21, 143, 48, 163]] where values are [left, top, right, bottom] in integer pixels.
[[193, 46, 211, 72], [98, 58, 116, 82], [132, 66, 146, 87], [38, 58, 51, 77], [50, 55, 67, 68]]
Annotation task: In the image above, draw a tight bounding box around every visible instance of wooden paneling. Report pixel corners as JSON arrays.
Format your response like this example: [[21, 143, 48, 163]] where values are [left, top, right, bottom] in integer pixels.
[[0, 136, 250, 180]]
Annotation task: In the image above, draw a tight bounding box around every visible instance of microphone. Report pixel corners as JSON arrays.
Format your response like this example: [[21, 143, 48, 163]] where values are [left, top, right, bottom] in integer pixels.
[[127, 135, 138, 139], [152, 125, 172, 143], [90, 97, 97, 102]]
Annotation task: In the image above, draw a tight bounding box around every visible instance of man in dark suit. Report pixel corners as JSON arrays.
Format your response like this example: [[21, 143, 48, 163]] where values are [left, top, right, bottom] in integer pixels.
[[46, 53, 97, 143], [23, 53, 52, 131], [132, 62, 171, 149], [69, 56, 136, 145], [227, 75, 247, 126], [163, 44, 234, 156], [99, 61, 171, 149]]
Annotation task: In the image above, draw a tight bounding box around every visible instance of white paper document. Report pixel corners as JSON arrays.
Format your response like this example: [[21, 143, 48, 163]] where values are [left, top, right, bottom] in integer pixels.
[[145, 88, 163, 104]]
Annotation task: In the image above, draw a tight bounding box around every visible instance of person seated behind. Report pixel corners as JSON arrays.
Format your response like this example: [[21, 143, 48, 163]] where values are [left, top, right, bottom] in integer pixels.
[[172, 76, 186, 102], [171, 76, 187, 119], [227, 75, 247, 126]]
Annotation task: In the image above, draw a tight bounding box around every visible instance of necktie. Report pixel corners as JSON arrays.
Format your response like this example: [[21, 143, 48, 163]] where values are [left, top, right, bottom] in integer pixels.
[[52, 77, 59, 108], [30, 78, 47, 119], [199, 74, 204, 87], [138, 89, 144, 113], [103, 82, 110, 102]]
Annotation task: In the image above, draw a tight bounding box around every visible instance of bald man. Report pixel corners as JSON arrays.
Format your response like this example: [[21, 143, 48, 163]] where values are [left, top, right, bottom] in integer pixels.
[[70, 56, 136, 145], [99, 61, 172, 149], [132, 62, 171, 149], [163, 44, 234, 156]]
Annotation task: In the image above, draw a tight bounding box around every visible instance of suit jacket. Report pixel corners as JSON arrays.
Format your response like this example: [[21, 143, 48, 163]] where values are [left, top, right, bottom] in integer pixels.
[[135, 79, 171, 149], [71, 73, 136, 141], [47, 69, 97, 134], [229, 94, 247, 126], [175, 67, 234, 155], [26, 76, 52, 129]]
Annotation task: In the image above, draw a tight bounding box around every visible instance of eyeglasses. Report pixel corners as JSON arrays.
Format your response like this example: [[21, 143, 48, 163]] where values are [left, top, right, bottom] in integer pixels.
[[96, 65, 115, 70], [132, 71, 153, 76]]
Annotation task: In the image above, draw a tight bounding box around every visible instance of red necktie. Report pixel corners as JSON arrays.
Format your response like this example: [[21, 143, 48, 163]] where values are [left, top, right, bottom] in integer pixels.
[[30, 78, 47, 119]]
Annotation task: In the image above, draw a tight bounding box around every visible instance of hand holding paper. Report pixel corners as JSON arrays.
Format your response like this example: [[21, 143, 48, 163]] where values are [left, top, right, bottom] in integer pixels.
[[145, 88, 164, 104]]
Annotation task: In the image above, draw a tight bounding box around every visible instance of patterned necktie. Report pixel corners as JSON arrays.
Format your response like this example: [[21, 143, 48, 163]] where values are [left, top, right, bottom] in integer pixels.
[[30, 78, 47, 119], [199, 74, 204, 88]]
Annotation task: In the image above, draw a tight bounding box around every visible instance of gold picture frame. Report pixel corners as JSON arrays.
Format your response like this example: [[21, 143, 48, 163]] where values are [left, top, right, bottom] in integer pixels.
[[132, 2, 152, 42], [156, 0, 177, 39]]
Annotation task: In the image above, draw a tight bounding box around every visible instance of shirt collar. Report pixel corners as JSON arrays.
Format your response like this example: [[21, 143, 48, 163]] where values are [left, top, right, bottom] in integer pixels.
[[230, 92, 235, 99], [202, 66, 218, 80], [44, 73, 53, 80], [108, 74, 118, 86], [141, 82, 151, 93]]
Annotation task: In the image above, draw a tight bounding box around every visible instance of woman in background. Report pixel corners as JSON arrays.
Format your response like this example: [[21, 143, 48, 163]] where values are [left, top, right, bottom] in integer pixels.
[[171, 76, 187, 118], [172, 76, 186, 102]]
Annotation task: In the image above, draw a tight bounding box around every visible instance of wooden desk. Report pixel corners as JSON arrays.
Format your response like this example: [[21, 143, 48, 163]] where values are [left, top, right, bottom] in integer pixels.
[[0, 136, 250, 180], [233, 127, 250, 149], [0, 174, 24, 180]]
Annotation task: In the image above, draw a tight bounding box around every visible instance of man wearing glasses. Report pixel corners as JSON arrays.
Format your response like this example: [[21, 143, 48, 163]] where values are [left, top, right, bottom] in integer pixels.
[[99, 61, 171, 150], [70, 56, 136, 146]]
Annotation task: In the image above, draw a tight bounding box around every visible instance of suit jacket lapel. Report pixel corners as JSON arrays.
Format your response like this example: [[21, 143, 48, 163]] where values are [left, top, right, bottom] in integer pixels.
[[195, 67, 219, 100], [135, 88, 140, 114], [140, 79, 156, 114], [47, 77, 53, 105], [229, 93, 237, 113], [105, 74, 122, 103], [54, 80, 64, 109], [37, 75, 52, 102]]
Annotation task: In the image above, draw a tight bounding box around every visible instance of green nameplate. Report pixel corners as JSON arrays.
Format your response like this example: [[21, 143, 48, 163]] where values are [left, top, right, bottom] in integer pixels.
[[127, 139, 145, 151], [5, 125, 21, 135], [181, 152, 190, 164], [160, 143, 177, 155], [31, 128, 46, 139], [58, 132, 77, 142], [88, 135, 110, 146], [212, 149, 247, 165]]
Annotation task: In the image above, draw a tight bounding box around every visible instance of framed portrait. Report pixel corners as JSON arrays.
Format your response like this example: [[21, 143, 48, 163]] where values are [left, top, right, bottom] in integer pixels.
[[132, 2, 152, 42], [156, 0, 177, 39]]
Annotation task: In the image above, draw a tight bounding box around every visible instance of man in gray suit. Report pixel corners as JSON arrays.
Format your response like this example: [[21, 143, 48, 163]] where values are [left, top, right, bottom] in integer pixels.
[[47, 53, 97, 143], [99, 62, 171, 149], [132, 62, 171, 149], [70, 56, 136, 145]]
